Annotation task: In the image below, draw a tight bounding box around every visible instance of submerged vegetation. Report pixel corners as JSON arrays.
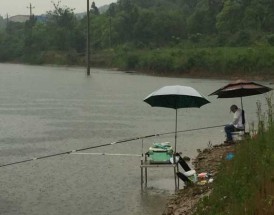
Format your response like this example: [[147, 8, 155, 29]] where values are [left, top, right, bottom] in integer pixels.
[[1, 0, 274, 77], [194, 95, 274, 215]]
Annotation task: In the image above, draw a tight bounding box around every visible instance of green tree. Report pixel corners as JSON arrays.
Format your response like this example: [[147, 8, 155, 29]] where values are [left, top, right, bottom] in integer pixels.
[[91, 2, 100, 15], [0, 23, 24, 61], [0, 15, 6, 30], [150, 11, 187, 46], [29, 23, 50, 51], [46, 1, 77, 51], [24, 15, 37, 51], [216, 0, 244, 33], [133, 9, 156, 46], [90, 15, 109, 49], [114, 1, 139, 43], [185, 0, 221, 36]]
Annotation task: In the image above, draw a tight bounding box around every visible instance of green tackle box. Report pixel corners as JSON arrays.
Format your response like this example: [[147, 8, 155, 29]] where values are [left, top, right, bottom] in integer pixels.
[[147, 142, 173, 164]]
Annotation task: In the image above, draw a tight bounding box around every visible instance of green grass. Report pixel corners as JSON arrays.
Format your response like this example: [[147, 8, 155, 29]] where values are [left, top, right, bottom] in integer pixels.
[[110, 46, 274, 77], [194, 124, 274, 215]]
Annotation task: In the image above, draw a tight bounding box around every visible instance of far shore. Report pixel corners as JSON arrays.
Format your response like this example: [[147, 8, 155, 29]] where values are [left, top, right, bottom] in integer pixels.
[[136, 69, 274, 83], [1, 61, 273, 83]]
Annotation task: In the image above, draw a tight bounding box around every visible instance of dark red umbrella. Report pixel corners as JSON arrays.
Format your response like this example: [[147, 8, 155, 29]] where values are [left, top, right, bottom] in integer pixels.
[[209, 79, 272, 109], [209, 80, 272, 132], [209, 80, 272, 99]]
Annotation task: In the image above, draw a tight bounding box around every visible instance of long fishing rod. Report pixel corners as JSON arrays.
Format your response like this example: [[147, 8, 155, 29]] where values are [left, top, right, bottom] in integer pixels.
[[158, 124, 226, 136], [0, 124, 225, 168], [71, 152, 142, 157]]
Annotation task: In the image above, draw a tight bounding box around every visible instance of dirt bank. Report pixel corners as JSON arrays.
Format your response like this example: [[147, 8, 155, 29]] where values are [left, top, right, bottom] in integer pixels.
[[163, 143, 235, 215]]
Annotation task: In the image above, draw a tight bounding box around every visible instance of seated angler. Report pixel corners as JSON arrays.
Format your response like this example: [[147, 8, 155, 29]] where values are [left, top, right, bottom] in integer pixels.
[[224, 104, 245, 144]]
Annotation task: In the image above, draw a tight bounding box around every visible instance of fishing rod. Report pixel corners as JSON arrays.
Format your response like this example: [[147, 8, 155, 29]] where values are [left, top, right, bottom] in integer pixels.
[[71, 152, 142, 157], [0, 124, 225, 168]]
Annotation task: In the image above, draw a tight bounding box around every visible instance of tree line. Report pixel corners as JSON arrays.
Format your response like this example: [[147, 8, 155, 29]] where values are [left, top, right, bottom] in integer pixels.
[[1, 0, 274, 75]]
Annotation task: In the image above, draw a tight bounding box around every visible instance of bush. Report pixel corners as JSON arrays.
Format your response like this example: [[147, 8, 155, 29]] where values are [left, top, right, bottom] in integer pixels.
[[124, 53, 139, 69], [189, 33, 202, 43], [140, 51, 174, 73], [267, 34, 274, 46], [228, 31, 251, 46]]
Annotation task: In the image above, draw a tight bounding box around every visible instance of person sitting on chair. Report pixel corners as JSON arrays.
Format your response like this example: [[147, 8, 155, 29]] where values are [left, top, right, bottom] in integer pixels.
[[224, 104, 245, 144]]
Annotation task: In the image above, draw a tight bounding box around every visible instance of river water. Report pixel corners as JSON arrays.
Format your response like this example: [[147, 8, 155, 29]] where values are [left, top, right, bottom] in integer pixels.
[[0, 63, 270, 215]]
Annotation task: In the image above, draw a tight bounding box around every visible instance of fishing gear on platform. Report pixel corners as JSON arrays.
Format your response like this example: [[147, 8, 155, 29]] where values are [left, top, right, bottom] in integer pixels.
[[0, 124, 225, 168]]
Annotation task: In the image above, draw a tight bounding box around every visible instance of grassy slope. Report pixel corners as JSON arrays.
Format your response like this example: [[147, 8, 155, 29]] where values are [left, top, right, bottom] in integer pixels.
[[194, 124, 274, 215]]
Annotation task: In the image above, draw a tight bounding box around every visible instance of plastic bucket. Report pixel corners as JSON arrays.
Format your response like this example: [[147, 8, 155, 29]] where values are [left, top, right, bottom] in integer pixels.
[[183, 170, 197, 183]]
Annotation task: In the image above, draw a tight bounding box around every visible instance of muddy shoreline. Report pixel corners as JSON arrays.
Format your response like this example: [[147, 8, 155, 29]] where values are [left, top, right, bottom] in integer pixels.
[[163, 143, 235, 215]]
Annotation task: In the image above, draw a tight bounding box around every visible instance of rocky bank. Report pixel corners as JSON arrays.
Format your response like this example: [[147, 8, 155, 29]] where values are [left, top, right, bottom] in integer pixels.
[[163, 143, 235, 215]]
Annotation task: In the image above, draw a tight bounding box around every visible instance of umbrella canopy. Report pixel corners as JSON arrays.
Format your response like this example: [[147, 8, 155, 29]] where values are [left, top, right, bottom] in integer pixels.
[[209, 79, 272, 98], [144, 85, 210, 152], [209, 80, 272, 132]]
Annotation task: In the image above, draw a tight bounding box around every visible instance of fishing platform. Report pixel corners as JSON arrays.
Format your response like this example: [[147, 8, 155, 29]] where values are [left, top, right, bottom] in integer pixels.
[[140, 142, 180, 191]]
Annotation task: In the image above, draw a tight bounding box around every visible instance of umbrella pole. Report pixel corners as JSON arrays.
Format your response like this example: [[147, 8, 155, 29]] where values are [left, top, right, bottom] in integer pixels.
[[175, 109, 179, 190], [175, 109, 177, 153], [240, 97, 246, 133]]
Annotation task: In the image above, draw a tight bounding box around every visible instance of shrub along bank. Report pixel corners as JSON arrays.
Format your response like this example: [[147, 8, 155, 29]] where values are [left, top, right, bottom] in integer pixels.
[[20, 46, 274, 79], [112, 46, 274, 78]]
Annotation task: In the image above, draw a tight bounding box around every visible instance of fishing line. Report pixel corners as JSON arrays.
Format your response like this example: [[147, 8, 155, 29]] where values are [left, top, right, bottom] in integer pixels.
[[0, 124, 225, 168]]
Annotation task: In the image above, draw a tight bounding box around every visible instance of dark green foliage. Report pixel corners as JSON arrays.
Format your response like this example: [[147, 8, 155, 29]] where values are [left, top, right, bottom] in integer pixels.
[[91, 2, 100, 15], [2, 0, 274, 71], [267, 34, 274, 46], [0, 34, 24, 61], [142, 52, 174, 73], [189, 33, 202, 43], [0, 22, 24, 61], [0, 15, 5, 30], [124, 53, 139, 69], [45, 2, 78, 51], [111, 46, 274, 76]]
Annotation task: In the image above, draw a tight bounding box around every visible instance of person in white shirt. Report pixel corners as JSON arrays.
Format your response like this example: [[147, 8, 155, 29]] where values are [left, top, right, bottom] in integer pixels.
[[224, 104, 245, 143]]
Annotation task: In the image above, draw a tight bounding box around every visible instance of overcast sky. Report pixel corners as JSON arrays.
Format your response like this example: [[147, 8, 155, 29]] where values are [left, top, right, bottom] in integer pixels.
[[1, 0, 117, 17]]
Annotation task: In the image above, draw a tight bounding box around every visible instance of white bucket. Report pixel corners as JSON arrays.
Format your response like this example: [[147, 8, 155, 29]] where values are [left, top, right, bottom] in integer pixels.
[[231, 131, 245, 141], [183, 170, 197, 183]]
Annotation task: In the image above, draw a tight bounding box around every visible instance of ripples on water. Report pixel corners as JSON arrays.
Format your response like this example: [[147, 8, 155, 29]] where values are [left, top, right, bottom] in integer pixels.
[[0, 63, 269, 215]]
